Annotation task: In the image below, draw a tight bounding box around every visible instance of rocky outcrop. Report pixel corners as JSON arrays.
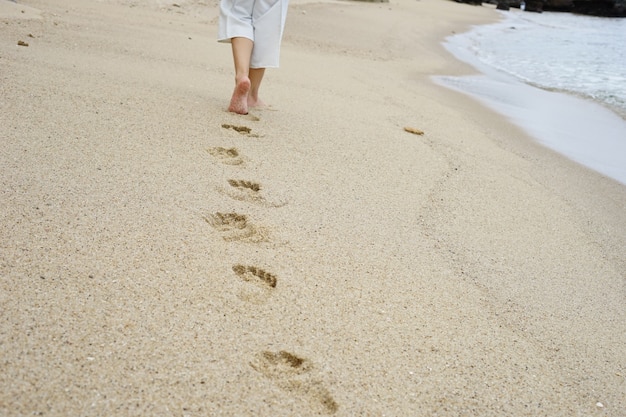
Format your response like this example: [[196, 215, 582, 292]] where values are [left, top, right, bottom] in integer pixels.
[[524, 0, 545, 11], [456, 0, 625, 16], [496, 1, 511, 9], [544, 0, 575, 10], [572, 0, 626, 15]]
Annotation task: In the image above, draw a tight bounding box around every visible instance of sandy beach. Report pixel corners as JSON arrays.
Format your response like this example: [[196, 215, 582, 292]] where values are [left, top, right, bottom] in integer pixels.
[[1, 0, 625, 415]]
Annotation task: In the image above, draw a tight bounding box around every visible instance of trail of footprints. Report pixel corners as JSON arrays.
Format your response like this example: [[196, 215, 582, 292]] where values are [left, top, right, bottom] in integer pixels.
[[205, 121, 338, 414]]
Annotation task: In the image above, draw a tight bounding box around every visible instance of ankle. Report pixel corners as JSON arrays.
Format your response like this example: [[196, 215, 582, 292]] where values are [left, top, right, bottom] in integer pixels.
[[236, 75, 250, 85]]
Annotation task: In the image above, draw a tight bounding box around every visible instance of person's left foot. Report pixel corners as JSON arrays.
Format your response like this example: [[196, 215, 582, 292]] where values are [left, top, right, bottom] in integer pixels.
[[228, 77, 251, 115]]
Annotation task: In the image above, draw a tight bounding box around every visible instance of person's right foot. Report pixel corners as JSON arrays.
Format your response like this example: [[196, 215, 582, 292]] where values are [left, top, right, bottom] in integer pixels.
[[247, 96, 267, 109]]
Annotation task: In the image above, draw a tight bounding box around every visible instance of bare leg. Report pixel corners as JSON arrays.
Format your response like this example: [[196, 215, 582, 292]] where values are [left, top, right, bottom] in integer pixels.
[[228, 37, 253, 114], [248, 68, 266, 108]]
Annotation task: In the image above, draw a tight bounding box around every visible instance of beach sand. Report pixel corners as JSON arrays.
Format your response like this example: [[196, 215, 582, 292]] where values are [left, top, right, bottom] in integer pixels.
[[1, 0, 625, 415]]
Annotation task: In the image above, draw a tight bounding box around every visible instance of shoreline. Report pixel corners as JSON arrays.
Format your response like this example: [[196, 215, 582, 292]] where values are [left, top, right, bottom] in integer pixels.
[[436, 8, 626, 186], [2, 0, 626, 415]]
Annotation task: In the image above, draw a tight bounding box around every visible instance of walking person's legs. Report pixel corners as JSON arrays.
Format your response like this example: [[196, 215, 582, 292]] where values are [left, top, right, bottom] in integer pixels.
[[228, 37, 267, 114], [219, 0, 287, 114]]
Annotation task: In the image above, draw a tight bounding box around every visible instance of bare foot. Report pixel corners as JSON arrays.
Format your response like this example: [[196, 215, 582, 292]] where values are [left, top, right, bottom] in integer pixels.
[[248, 96, 267, 109], [228, 77, 251, 115]]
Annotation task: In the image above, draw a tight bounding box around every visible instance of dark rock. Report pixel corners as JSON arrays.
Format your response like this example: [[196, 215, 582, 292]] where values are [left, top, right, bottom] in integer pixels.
[[497, 0, 511, 9], [544, 0, 574, 10], [454, 0, 483, 5], [572, 0, 626, 15], [524, 0, 544, 11], [506, 0, 524, 8], [451, 0, 625, 15]]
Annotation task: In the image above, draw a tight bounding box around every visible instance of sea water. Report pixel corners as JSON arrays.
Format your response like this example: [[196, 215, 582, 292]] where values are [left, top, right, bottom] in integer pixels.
[[435, 8, 626, 185]]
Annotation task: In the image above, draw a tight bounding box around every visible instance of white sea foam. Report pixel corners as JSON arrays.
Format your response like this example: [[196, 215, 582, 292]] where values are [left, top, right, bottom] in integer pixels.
[[435, 9, 626, 185]]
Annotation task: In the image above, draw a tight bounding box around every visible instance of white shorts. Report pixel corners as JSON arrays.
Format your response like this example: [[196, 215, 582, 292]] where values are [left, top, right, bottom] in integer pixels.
[[218, 0, 289, 68]]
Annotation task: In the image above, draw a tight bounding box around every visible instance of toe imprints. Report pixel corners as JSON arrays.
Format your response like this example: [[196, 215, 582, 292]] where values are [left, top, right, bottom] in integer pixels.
[[228, 179, 261, 192], [207, 146, 244, 166], [222, 123, 260, 138], [219, 179, 287, 208], [251, 350, 312, 378], [204, 212, 268, 242], [233, 264, 277, 288]]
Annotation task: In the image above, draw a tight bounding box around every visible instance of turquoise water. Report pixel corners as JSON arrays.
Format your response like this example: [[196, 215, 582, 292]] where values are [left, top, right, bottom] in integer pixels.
[[436, 9, 626, 185]]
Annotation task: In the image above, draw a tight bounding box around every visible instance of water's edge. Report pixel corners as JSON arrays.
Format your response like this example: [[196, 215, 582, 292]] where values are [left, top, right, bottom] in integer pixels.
[[435, 15, 626, 186]]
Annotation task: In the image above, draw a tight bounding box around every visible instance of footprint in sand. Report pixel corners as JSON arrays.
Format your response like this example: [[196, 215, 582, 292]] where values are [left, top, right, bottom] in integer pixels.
[[204, 212, 268, 242], [250, 351, 339, 415], [218, 179, 287, 208], [221, 123, 260, 138], [232, 264, 277, 303], [207, 147, 244, 166]]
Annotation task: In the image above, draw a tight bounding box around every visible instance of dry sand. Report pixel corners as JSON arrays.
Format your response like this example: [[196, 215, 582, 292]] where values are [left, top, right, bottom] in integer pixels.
[[1, 0, 625, 415]]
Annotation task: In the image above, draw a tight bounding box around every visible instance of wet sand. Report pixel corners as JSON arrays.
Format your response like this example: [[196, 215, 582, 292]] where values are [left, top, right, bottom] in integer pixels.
[[438, 23, 626, 185], [1, 0, 625, 415]]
